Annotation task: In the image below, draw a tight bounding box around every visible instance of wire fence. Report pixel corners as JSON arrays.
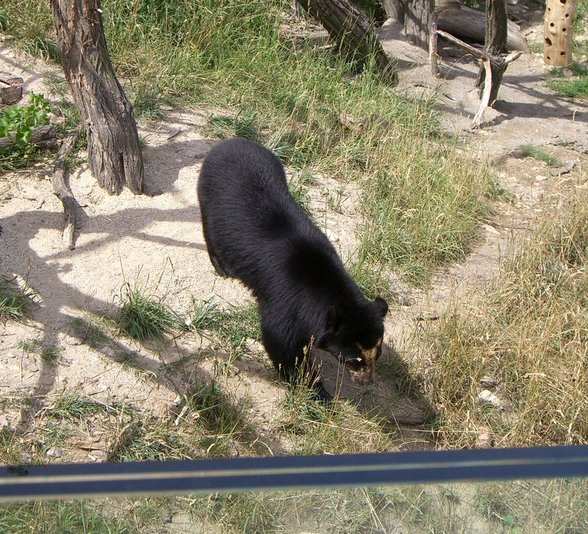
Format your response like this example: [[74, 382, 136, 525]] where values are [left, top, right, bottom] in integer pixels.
[[1, 445, 587, 502]]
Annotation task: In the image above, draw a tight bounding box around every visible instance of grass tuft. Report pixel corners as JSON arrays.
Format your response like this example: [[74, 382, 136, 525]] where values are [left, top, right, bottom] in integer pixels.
[[519, 143, 562, 167], [115, 281, 183, 341], [0, 276, 37, 322]]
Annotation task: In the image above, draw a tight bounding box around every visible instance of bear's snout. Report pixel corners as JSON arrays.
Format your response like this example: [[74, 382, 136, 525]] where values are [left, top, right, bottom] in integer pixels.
[[349, 364, 375, 386]]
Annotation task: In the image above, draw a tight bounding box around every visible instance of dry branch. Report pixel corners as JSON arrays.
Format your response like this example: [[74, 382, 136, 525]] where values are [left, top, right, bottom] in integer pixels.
[[436, 30, 521, 126], [52, 133, 80, 250]]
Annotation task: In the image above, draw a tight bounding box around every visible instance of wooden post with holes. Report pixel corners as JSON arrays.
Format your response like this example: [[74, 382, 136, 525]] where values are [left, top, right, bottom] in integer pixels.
[[544, 0, 576, 66]]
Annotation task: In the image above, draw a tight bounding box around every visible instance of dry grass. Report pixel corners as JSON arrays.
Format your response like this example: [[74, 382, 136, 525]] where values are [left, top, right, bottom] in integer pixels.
[[420, 194, 588, 448]]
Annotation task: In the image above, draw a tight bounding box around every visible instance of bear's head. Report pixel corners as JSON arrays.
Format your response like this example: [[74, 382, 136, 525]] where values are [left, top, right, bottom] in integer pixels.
[[316, 297, 388, 385]]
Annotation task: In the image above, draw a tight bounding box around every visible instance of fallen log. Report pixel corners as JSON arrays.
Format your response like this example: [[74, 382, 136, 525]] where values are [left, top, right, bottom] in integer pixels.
[[0, 125, 58, 151], [0, 73, 23, 105], [437, 0, 530, 53]]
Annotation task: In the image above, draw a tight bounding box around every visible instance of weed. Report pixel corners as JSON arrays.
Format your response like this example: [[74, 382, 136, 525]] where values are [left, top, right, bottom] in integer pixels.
[[115, 281, 183, 341], [0, 92, 52, 170], [188, 299, 260, 357], [519, 144, 562, 166], [184, 379, 253, 456], [287, 176, 312, 215], [22, 34, 60, 62], [204, 113, 259, 141], [0, 502, 130, 534], [18, 339, 61, 364], [106, 418, 197, 462], [0, 276, 37, 322], [44, 392, 113, 422]]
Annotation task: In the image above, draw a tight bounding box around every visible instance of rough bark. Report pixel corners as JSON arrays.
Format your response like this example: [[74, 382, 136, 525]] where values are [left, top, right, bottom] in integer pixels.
[[381, 0, 405, 23], [50, 0, 144, 195], [437, 0, 529, 52], [296, 0, 398, 85], [404, 0, 434, 49], [544, 0, 576, 66], [476, 0, 508, 106], [52, 133, 80, 250]]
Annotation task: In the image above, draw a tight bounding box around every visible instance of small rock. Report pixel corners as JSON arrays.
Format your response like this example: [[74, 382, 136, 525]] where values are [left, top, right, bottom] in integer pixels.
[[478, 389, 509, 410], [535, 175, 548, 181], [46, 446, 63, 458], [88, 450, 107, 462]]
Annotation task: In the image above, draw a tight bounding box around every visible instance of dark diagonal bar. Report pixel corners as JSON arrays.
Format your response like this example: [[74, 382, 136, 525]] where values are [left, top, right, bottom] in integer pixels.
[[1, 445, 587, 502]]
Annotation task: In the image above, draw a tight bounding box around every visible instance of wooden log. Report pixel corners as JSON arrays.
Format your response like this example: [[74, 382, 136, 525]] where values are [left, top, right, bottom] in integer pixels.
[[405, 0, 434, 49], [0, 73, 24, 105], [544, 0, 576, 66], [437, 0, 530, 53], [0, 125, 58, 150]]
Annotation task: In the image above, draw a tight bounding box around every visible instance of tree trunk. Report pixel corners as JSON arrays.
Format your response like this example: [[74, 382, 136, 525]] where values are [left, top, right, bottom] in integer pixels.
[[50, 0, 144, 195], [381, 0, 405, 23], [477, 0, 508, 106], [404, 0, 434, 49], [544, 0, 576, 66], [296, 0, 398, 85]]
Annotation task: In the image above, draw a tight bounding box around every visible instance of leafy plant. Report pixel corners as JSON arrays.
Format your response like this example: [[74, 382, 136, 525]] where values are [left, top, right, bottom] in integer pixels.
[[0, 92, 52, 169]]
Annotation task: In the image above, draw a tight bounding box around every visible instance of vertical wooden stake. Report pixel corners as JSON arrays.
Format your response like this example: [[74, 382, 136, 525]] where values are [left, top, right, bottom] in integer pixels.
[[544, 0, 576, 66]]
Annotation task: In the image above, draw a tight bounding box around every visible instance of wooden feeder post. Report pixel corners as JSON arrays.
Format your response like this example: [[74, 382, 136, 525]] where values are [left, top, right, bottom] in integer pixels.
[[544, 0, 576, 66]]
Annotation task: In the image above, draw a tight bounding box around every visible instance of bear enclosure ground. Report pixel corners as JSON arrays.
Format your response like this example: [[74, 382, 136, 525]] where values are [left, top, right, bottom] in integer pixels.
[[1, 2, 588, 532]]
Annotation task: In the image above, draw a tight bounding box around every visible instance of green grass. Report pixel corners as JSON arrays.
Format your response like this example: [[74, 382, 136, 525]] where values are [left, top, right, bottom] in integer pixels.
[[0, 502, 130, 534], [188, 299, 261, 357], [18, 339, 61, 364], [0, 0, 496, 283], [115, 281, 183, 341], [0, 276, 37, 322], [518, 143, 562, 167]]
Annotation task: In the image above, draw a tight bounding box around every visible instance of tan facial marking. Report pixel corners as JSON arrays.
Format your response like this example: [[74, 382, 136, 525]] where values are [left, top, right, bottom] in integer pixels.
[[348, 338, 383, 386]]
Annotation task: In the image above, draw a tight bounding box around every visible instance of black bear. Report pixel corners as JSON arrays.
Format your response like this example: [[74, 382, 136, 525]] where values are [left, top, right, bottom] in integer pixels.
[[198, 138, 388, 398]]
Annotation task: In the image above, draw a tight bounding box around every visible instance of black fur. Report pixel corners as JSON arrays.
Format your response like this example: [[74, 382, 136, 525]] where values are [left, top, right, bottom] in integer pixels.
[[198, 138, 388, 395]]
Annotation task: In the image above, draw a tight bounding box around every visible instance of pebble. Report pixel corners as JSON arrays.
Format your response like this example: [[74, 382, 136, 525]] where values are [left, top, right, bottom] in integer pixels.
[[46, 446, 63, 458], [478, 389, 508, 409]]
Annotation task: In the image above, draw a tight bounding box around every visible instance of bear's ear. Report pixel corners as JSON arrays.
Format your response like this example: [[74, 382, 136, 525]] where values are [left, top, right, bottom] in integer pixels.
[[373, 297, 388, 318]]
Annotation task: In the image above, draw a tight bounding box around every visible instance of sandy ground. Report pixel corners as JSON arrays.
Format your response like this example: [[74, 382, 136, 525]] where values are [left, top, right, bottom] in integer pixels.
[[1, 12, 587, 460]]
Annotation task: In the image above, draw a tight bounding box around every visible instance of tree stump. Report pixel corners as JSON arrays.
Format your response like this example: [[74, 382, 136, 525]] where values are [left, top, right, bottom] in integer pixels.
[[544, 0, 576, 66], [50, 0, 144, 195]]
